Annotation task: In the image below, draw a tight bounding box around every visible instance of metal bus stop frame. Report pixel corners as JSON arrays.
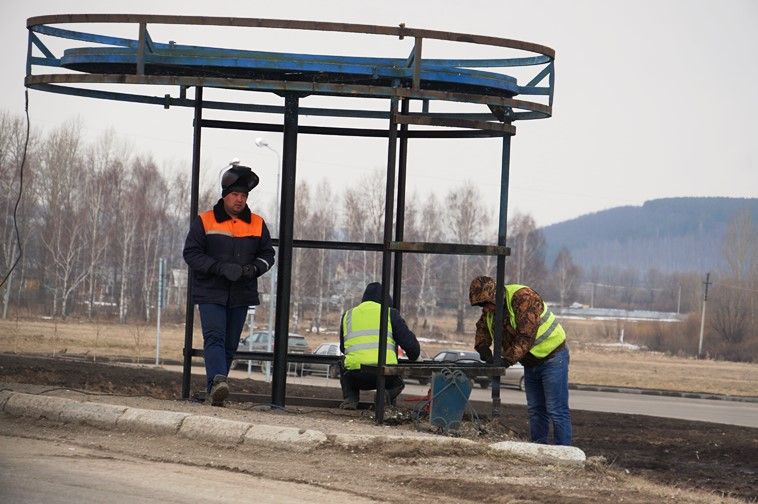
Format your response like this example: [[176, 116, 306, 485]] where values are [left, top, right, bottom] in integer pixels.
[[24, 14, 555, 423]]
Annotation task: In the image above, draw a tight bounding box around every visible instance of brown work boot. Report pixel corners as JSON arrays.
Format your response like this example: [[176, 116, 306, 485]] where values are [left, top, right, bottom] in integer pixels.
[[207, 374, 229, 407]]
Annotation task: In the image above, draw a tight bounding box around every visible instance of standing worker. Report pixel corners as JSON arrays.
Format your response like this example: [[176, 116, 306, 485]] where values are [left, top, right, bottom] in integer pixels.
[[339, 282, 421, 410], [183, 162, 275, 406], [468, 276, 572, 445]]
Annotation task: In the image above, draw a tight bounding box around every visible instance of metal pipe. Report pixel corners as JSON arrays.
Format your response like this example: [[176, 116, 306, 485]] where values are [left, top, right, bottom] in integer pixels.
[[392, 98, 410, 311], [271, 93, 299, 408], [376, 94, 399, 424], [181, 85, 202, 400], [491, 134, 512, 417]]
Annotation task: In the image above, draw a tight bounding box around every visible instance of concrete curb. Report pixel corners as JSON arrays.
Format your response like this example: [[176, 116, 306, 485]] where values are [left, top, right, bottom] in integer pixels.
[[0, 391, 586, 466], [570, 384, 758, 403], [59, 401, 127, 429], [178, 415, 251, 445], [244, 424, 327, 449], [489, 440, 586, 466], [0, 390, 13, 410], [4, 393, 71, 422], [117, 408, 190, 435]]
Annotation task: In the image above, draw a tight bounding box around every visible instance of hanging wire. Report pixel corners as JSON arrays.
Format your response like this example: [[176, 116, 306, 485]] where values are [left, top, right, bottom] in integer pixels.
[[0, 89, 29, 289]]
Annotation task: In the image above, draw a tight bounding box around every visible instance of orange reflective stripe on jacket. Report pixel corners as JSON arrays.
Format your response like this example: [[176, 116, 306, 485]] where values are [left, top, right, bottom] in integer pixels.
[[199, 210, 263, 237]]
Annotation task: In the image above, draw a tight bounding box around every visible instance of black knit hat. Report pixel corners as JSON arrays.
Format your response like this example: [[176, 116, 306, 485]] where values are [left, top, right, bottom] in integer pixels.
[[221, 165, 259, 196]]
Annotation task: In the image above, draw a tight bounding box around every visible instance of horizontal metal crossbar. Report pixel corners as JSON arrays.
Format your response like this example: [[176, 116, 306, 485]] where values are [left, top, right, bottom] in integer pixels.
[[270, 239, 384, 252], [26, 74, 552, 117], [395, 113, 515, 134], [191, 348, 343, 366], [388, 241, 511, 256], [201, 119, 506, 138], [361, 363, 507, 377]]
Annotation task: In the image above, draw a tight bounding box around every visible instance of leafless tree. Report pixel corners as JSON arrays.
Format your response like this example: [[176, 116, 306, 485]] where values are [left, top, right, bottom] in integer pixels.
[[445, 182, 489, 333], [507, 212, 547, 290], [82, 130, 129, 319], [309, 179, 337, 333], [712, 209, 757, 345], [406, 192, 443, 334], [291, 180, 313, 331], [552, 247, 580, 307], [723, 209, 756, 283], [36, 120, 89, 317]]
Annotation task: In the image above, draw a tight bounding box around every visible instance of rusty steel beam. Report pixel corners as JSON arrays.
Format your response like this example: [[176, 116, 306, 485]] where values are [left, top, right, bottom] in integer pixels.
[[388, 241, 510, 256], [26, 14, 555, 58], [394, 113, 516, 134], [25, 74, 552, 116]]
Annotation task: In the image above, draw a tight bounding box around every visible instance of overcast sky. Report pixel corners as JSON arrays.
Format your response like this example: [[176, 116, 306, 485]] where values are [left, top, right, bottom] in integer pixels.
[[2, 1, 756, 227]]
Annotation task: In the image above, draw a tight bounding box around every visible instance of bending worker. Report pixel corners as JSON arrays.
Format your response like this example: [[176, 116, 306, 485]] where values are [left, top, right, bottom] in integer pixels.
[[339, 282, 421, 410], [183, 162, 275, 407], [469, 276, 572, 445]]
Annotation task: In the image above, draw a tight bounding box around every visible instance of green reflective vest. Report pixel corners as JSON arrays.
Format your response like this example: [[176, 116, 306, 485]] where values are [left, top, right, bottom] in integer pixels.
[[485, 284, 566, 359], [342, 301, 397, 371]]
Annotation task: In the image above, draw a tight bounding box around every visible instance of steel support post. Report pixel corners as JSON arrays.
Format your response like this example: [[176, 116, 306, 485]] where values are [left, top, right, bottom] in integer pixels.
[[375, 95, 399, 424], [181, 86, 203, 400], [392, 98, 410, 311], [491, 133, 512, 417], [271, 93, 299, 408]]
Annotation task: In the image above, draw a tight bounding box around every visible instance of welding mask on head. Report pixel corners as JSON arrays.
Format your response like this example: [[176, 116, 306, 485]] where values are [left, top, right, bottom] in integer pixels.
[[221, 165, 259, 197]]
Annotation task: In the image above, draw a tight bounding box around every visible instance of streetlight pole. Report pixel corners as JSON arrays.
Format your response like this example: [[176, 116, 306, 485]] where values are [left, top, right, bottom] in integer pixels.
[[255, 137, 280, 382]]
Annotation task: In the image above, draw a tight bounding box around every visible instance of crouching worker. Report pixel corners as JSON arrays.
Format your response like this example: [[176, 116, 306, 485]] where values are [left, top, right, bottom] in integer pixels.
[[469, 276, 572, 445], [183, 162, 275, 407], [338, 282, 420, 410]]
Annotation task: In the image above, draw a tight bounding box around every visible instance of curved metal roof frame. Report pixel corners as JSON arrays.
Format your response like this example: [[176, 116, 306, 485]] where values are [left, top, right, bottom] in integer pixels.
[[25, 14, 555, 137]]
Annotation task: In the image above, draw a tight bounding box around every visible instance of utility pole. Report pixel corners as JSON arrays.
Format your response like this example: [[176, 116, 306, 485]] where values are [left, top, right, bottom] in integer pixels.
[[697, 272, 711, 358], [155, 257, 164, 366]]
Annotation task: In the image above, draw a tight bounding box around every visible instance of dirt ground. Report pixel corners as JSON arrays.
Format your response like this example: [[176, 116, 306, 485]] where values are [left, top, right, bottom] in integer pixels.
[[0, 353, 755, 503]]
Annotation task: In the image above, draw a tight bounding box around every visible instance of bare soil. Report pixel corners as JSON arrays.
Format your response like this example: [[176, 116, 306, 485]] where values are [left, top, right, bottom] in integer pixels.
[[0, 353, 756, 503]]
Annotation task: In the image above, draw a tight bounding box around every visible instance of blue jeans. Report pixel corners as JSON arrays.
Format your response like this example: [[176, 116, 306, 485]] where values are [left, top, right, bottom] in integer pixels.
[[198, 304, 248, 393], [523, 345, 572, 445]]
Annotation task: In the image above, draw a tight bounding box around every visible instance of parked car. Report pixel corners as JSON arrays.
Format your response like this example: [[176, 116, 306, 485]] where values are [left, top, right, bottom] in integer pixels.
[[398, 347, 431, 385], [431, 350, 493, 389], [300, 342, 342, 378], [503, 363, 525, 391], [430, 350, 526, 390], [232, 331, 311, 371]]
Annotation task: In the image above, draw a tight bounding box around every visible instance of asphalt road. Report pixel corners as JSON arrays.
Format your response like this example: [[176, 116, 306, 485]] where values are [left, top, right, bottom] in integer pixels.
[[227, 367, 758, 428], [0, 435, 370, 504]]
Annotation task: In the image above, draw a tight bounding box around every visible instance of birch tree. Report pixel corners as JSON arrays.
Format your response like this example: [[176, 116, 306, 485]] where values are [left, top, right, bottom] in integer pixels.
[[507, 212, 547, 290], [445, 182, 489, 333], [552, 247, 580, 307]]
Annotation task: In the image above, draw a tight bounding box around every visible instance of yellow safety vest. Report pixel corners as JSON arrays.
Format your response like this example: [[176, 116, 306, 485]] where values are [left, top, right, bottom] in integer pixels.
[[342, 301, 397, 371], [485, 284, 566, 359]]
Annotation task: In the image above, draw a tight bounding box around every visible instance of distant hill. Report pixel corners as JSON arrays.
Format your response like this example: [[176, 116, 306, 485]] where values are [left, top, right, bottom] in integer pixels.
[[541, 197, 758, 274]]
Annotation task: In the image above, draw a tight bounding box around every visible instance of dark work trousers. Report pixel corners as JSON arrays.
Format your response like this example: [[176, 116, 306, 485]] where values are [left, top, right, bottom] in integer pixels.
[[340, 369, 405, 405], [198, 303, 248, 393]]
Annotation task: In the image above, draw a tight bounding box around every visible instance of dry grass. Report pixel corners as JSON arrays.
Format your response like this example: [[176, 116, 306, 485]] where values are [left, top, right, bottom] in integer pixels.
[[1, 315, 756, 397]]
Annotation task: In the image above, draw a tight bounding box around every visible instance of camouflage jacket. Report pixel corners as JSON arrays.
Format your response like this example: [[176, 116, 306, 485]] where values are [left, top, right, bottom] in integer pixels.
[[473, 286, 544, 367]]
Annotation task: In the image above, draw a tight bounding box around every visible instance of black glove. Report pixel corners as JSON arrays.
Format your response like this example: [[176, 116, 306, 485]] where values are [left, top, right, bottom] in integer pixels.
[[215, 262, 242, 282], [477, 346, 494, 364], [241, 264, 258, 279]]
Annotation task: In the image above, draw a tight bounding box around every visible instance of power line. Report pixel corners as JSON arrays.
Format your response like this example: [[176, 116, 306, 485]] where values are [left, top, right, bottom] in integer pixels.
[[0, 89, 29, 289]]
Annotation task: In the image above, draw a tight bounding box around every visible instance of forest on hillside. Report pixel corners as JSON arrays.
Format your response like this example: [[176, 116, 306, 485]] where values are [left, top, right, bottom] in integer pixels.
[[1, 112, 755, 359], [542, 197, 758, 273]]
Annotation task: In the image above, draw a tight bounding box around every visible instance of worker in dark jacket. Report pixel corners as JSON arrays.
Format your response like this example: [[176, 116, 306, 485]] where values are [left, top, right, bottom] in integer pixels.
[[338, 282, 421, 410], [469, 276, 571, 445], [183, 162, 275, 406]]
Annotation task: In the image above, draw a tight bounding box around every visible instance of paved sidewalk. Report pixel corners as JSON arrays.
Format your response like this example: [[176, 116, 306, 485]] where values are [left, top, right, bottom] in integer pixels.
[[0, 388, 586, 465]]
